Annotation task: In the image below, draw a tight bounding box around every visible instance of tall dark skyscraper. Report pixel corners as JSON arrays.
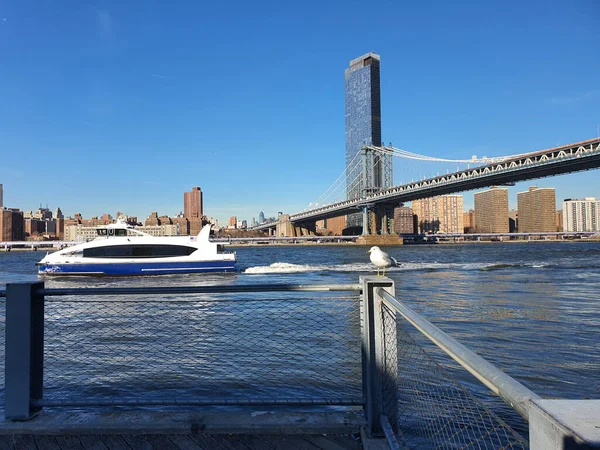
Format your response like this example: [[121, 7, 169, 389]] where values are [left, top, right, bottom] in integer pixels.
[[345, 52, 390, 227]]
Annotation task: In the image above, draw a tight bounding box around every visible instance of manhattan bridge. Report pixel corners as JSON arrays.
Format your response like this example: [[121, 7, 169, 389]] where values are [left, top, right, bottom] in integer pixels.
[[251, 137, 600, 238]]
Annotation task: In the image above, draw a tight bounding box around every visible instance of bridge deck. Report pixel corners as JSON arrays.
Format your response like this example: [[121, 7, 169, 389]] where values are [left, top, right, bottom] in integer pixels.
[[0, 433, 362, 449]]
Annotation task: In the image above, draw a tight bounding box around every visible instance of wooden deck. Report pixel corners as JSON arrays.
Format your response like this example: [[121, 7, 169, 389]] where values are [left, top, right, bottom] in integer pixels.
[[0, 433, 363, 449]]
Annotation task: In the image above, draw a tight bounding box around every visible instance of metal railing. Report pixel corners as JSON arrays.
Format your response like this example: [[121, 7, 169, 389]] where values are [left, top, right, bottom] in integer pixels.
[[1, 279, 597, 448], [3, 282, 362, 420]]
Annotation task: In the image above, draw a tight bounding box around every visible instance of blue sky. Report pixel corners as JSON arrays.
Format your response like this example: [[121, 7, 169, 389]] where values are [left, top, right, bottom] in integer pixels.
[[1, 0, 599, 224]]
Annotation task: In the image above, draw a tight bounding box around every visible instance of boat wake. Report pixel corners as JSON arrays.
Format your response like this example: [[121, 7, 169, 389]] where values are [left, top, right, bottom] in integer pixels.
[[243, 260, 565, 274]]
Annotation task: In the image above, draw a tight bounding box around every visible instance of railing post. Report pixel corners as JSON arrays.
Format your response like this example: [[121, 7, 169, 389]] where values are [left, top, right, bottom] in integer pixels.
[[361, 276, 395, 437], [5, 282, 45, 420]]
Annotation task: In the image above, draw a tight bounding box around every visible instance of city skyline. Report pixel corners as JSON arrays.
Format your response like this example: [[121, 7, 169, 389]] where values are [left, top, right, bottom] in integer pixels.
[[1, 1, 599, 223]]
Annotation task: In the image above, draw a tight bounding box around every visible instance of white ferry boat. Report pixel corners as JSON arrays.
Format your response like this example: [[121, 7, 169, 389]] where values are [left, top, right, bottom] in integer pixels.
[[37, 220, 236, 276]]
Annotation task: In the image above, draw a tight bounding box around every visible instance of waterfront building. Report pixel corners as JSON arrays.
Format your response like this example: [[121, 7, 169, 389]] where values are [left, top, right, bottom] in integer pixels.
[[228, 216, 237, 228], [258, 211, 265, 224], [345, 52, 390, 228], [393, 206, 415, 234], [184, 187, 203, 219], [65, 224, 180, 241], [0, 208, 24, 241], [556, 210, 563, 232], [145, 212, 160, 226], [172, 217, 190, 235], [517, 187, 556, 233], [0, 184, 3, 209], [509, 209, 518, 233], [563, 197, 600, 232], [412, 196, 463, 234], [54, 207, 64, 220], [474, 187, 509, 233], [463, 209, 476, 233], [56, 218, 65, 240], [24, 218, 45, 238]]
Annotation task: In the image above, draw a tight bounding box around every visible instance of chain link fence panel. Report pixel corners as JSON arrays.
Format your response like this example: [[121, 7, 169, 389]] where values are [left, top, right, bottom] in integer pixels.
[[381, 302, 529, 450], [42, 292, 362, 407]]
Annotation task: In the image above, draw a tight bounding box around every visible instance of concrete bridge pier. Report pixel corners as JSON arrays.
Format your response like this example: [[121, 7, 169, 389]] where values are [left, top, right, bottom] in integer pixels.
[[276, 214, 316, 237], [294, 223, 316, 237], [356, 204, 402, 246]]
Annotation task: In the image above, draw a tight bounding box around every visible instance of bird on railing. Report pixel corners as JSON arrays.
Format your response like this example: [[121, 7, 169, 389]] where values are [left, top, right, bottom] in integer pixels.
[[368, 246, 399, 276]]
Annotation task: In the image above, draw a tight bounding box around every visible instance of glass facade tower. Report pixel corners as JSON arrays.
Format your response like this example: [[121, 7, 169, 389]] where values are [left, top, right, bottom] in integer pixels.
[[345, 53, 390, 228]]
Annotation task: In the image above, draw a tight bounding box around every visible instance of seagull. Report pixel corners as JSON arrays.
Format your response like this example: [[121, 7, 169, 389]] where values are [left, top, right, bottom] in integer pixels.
[[367, 246, 398, 276]]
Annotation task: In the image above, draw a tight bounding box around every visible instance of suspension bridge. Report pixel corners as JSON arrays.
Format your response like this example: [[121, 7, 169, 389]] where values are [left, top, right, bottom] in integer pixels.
[[250, 137, 600, 240]]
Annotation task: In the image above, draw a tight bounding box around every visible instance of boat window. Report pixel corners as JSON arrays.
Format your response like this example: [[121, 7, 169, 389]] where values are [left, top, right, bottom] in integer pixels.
[[115, 229, 127, 236], [83, 245, 197, 258], [97, 229, 108, 236]]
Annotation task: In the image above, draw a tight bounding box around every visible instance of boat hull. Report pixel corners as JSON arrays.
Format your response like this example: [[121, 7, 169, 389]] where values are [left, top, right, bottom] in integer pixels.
[[38, 260, 236, 276]]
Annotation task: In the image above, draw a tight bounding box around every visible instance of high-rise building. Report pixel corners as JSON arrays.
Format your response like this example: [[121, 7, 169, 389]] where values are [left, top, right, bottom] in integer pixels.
[[474, 187, 509, 233], [556, 210, 563, 232], [563, 198, 600, 232], [517, 187, 556, 233], [463, 209, 476, 233], [0, 208, 24, 241], [509, 209, 518, 233], [184, 187, 203, 219], [412, 196, 463, 234], [0, 184, 3, 209], [258, 211, 265, 224], [393, 206, 415, 234], [345, 52, 391, 228], [228, 216, 237, 228]]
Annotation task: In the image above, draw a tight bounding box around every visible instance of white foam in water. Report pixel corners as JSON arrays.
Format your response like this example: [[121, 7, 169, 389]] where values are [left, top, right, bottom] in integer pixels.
[[244, 261, 495, 274]]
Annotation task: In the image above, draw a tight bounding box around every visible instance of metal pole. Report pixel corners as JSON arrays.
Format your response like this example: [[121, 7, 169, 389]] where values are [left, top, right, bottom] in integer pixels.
[[361, 276, 395, 436], [362, 207, 369, 235], [5, 282, 45, 420]]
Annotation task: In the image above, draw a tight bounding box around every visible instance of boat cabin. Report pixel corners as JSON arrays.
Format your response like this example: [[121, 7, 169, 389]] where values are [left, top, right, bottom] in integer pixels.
[[97, 228, 128, 237]]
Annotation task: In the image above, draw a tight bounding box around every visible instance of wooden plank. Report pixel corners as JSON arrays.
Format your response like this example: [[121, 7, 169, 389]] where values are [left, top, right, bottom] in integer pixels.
[[190, 434, 249, 450], [301, 435, 355, 450], [13, 435, 37, 450], [77, 436, 109, 450], [320, 435, 362, 450], [167, 435, 206, 450], [98, 436, 131, 450], [55, 436, 84, 450], [236, 435, 276, 450], [121, 435, 154, 450], [0, 436, 12, 450], [258, 436, 320, 450], [34, 436, 62, 450], [143, 435, 180, 450]]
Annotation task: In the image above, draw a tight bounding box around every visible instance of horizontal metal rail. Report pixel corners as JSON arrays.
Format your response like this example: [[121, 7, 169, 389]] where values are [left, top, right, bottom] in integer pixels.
[[377, 287, 540, 421], [34, 397, 363, 408], [35, 283, 361, 297], [1, 283, 361, 299]]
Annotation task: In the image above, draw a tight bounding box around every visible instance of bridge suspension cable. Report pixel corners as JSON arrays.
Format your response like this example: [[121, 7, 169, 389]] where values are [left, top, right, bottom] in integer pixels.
[[365, 145, 523, 164], [310, 144, 529, 209]]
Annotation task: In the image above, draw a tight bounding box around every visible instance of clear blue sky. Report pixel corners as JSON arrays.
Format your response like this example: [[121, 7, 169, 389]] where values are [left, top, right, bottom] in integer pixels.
[[1, 0, 599, 224]]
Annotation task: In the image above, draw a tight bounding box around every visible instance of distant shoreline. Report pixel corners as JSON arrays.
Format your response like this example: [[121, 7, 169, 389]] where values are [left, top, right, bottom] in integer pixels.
[[2, 237, 599, 253]]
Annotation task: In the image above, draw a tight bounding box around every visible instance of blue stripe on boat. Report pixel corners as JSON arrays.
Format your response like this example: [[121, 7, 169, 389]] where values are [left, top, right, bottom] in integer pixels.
[[38, 260, 236, 276]]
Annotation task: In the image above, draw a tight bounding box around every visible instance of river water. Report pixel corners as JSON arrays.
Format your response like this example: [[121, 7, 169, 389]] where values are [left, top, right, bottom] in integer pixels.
[[0, 242, 599, 436]]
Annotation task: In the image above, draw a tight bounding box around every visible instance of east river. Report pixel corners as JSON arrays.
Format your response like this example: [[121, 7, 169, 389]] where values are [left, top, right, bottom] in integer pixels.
[[0, 241, 599, 437]]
